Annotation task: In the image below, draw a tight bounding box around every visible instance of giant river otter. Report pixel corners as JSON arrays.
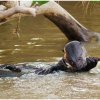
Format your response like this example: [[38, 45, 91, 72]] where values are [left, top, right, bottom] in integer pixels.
[[0, 41, 100, 77]]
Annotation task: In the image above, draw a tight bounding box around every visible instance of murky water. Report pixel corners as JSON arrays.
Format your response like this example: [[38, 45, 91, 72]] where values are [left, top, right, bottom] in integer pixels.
[[0, 2, 100, 99]]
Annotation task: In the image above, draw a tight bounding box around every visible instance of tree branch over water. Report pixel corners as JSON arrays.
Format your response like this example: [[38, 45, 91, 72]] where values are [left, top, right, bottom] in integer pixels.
[[0, 6, 36, 19], [0, 1, 99, 42]]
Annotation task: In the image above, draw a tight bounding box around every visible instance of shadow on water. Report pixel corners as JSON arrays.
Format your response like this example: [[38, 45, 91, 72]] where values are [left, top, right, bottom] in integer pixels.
[[0, 1, 100, 99]]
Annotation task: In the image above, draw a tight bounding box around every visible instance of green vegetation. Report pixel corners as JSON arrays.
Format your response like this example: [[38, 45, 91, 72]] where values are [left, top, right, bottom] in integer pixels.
[[32, 1, 48, 6]]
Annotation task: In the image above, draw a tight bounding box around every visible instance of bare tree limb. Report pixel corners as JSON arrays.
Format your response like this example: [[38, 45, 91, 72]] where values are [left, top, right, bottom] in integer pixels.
[[0, 1, 99, 42], [0, 6, 36, 19], [36, 1, 97, 42]]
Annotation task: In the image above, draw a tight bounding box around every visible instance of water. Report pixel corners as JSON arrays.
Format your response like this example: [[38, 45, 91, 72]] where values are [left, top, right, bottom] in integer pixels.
[[0, 1, 100, 99]]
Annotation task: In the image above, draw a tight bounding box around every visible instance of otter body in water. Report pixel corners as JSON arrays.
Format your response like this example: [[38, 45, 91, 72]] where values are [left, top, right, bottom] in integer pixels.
[[0, 41, 100, 77]]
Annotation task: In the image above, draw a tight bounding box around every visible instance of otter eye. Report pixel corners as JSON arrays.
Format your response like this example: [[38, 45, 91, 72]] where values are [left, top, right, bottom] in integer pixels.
[[78, 57, 82, 61]]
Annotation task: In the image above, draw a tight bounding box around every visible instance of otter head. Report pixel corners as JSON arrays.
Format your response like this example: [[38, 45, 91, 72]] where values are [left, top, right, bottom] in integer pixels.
[[63, 41, 87, 71]]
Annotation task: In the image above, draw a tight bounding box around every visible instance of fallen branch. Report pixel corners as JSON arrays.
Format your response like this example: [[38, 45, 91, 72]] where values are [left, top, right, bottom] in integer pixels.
[[0, 6, 36, 19], [0, 1, 99, 42], [36, 1, 97, 42]]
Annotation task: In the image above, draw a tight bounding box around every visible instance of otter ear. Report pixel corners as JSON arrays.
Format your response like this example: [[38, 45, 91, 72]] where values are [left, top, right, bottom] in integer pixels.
[[62, 49, 64, 52]]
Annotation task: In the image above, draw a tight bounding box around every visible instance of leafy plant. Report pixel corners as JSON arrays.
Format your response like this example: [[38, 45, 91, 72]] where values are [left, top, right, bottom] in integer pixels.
[[32, 1, 48, 6]]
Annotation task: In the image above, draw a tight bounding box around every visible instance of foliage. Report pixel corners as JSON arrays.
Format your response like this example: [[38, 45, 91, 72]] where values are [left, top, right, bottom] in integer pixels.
[[32, 1, 48, 6]]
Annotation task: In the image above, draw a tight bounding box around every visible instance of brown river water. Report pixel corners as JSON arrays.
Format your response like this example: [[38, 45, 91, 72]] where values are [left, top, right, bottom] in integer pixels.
[[0, 1, 100, 99]]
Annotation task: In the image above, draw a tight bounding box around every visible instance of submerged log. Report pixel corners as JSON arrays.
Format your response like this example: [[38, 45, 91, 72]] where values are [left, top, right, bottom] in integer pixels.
[[0, 1, 99, 42]]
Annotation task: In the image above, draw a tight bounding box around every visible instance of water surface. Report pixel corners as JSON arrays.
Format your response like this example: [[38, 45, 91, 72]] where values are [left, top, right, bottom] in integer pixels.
[[0, 1, 100, 99]]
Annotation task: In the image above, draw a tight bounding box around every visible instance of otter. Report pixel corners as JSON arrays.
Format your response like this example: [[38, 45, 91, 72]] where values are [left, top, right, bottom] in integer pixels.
[[0, 41, 100, 77], [35, 41, 100, 74]]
